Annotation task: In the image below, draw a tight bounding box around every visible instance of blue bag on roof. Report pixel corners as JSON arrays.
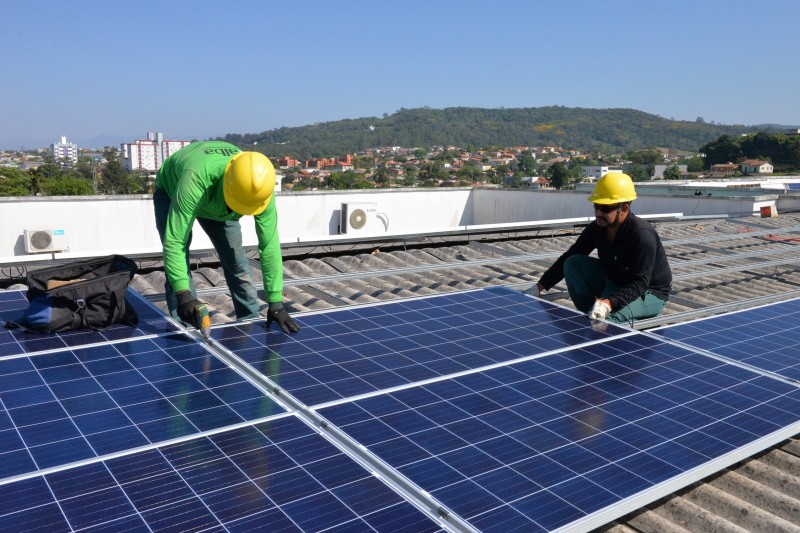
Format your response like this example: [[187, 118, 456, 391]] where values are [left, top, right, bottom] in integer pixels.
[[6, 254, 138, 333]]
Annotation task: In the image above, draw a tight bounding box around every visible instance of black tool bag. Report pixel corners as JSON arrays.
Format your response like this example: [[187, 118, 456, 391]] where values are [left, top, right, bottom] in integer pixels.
[[6, 255, 139, 333]]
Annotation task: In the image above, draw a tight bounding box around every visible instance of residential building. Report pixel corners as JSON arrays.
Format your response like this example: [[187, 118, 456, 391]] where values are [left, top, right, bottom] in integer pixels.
[[488, 157, 515, 167], [121, 132, 191, 173], [304, 154, 354, 172], [711, 162, 739, 174], [329, 161, 355, 172], [278, 157, 299, 168], [519, 176, 549, 188], [582, 166, 615, 181], [51, 136, 78, 167], [740, 159, 774, 174]]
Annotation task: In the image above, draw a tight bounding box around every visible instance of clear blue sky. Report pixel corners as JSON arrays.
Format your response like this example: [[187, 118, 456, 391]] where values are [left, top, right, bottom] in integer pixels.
[[3, 0, 799, 149]]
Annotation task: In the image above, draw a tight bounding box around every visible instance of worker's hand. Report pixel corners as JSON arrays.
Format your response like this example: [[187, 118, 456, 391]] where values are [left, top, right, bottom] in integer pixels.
[[176, 290, 202, 327], [265, 307, 301, 334], [536, 282, 545, 297], [589, 299, 612, 320]]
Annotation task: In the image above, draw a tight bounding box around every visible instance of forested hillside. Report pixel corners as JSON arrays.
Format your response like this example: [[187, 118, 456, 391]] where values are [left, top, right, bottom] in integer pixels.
[[220, 106, 770, 160]]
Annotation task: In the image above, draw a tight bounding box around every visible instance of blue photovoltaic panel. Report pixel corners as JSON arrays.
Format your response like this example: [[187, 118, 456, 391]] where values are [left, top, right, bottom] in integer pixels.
[[318, 333, 800, 532], [0, 289, 27, 312], [787, 183, 800, 190], [0, 291, 28, 356], [0, 290, 178, 357], [0, 333, 284, 479], [0, 416, 442, 532], [4, 283, 800, 532], [654, 297, 800, 381], [215, 287, 630, 406]]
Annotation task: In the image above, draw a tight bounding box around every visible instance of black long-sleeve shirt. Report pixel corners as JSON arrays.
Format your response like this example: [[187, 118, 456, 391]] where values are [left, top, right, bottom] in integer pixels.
[[539, 213, 672, 310]]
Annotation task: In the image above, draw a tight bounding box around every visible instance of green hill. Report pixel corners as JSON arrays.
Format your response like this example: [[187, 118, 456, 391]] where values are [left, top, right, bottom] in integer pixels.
[[219, 106, 770, 160]]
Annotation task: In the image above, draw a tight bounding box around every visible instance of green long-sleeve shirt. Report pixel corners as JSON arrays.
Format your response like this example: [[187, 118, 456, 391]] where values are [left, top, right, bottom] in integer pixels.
[[154, 141, 284, 303]]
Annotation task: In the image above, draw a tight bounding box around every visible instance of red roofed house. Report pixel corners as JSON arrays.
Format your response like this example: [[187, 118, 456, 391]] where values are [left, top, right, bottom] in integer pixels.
[[740, 159, 773, 174], [711, 162, 738, 174]]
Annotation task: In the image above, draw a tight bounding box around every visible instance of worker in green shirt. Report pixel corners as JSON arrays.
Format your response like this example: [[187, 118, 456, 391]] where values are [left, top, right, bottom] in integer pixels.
[[153, 141, 300, 334]]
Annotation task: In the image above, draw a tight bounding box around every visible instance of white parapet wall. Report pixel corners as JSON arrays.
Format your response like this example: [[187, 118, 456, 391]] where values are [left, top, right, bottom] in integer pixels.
[[0, 189, 474, 264], [277, 188, 474, 240], [470, 188, 780, 224], [2, 195, 162, 264], [0, 187, 779, 265]]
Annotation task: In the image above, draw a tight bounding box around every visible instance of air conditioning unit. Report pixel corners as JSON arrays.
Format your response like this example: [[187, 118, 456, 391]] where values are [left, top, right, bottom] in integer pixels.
[[340, 202, 378, 234], [24, 229, 69, 254]]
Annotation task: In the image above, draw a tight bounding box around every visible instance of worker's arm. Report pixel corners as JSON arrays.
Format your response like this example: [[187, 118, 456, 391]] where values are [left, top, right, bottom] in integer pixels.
[[254, 197, 300, 334], [538, 225, 597, 292]]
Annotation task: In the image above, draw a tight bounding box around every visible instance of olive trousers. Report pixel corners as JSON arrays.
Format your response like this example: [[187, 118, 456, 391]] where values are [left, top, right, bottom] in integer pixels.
[[563, 255, 666, 324]]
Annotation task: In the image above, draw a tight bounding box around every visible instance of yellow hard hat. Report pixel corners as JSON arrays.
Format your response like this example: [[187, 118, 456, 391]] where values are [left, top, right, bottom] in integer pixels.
[[223, 152, 276, 215], [588, 171, 637, 204]]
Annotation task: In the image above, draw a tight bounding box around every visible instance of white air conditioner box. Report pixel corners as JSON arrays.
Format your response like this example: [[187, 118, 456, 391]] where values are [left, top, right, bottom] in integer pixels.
[[24, 229, 69, 253], [340, 202, 378, 234]]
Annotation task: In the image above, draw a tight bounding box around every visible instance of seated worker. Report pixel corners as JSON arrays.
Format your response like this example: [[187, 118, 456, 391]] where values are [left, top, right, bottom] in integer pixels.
[[153, 141, 300, 334], [536, 172, 672, 324]]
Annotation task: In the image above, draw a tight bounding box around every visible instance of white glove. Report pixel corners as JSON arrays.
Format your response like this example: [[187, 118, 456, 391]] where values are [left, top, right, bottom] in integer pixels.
[[589, 299, 611, 320]]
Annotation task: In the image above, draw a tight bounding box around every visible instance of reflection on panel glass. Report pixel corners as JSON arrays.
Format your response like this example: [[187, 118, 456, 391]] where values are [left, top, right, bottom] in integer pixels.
[[217, 287, 629, 405], [0, 416, 442, 532], [0, 333, 284, 477], [320, 335, 800, 531]]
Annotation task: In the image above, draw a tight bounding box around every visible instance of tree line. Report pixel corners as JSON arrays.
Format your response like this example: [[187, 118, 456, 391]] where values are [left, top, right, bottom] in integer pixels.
[[0, 148, 150, 197], [221, 106, 770, 161], [2, 127, 797, 197], [699, 132, 800, 170]]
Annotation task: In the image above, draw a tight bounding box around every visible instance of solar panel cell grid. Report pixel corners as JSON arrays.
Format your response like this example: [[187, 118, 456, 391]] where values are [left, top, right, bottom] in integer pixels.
[[318, 335, 800, 531], [0, 417, 442, 532], [3, 285, 800, 531], [654, 297, 800, 381], [0, 333, 285, 477], [215, 288, 630, 406]]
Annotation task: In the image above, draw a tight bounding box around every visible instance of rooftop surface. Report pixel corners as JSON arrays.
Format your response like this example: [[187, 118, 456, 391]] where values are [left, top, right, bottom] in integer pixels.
[[2, 210, 800, 531]]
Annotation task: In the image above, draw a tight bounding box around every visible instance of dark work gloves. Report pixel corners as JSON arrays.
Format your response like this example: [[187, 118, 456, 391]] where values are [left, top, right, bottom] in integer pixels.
[[176, 290, 202, 327], [265, 307, 301, 334]]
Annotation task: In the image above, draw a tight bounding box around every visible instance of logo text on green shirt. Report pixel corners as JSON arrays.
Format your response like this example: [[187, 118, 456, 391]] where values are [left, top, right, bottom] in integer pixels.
[[203, 147, 241, 157]]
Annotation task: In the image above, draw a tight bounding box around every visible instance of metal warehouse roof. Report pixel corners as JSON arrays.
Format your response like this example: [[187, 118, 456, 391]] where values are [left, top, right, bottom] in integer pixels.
[[116, 212, 800, 329], [3, 210, 800, 531]]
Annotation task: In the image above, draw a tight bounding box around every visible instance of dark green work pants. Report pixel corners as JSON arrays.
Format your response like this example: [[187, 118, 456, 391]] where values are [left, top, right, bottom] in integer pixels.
[[563, 255, 666, 324]]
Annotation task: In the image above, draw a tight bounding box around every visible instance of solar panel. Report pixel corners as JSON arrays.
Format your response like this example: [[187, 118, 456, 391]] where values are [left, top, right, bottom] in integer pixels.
[[0, 332, 285, 478], [215, 287, 631, 406], [0, 415, 444, 531], [0, 289, 27, 311], [0, 290, 178, 357], [3, 284, 800, 532], [317, 333, 800, 531], [653, 297, 800, 381]]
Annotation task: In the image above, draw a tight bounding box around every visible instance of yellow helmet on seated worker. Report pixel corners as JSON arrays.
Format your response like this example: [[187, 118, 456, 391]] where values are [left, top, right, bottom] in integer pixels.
[[223, 152, 276, 216], [588, 171, 637, 204]]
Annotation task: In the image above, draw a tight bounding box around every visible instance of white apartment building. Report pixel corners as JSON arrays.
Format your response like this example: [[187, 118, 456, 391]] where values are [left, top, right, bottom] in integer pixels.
[[582, 165, 619, 181], [121, 132, 191, 173], [51, 136, 78, 166]]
